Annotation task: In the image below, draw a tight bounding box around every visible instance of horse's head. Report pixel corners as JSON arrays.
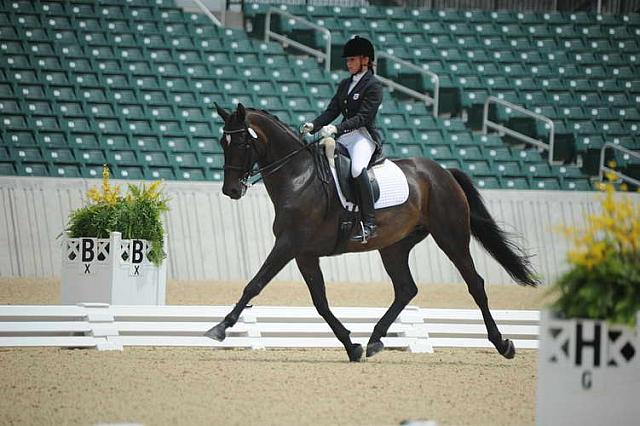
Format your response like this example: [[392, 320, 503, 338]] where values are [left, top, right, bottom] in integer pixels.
[[215, 103, 260, 200]]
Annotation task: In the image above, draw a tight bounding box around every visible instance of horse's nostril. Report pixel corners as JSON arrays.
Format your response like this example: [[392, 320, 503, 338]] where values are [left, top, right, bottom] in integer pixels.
[[228, 187, 242, 199]]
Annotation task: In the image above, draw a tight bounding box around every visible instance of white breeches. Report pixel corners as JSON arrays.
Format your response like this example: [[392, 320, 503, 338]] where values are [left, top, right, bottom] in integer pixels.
[[337, 128, 376, 177]]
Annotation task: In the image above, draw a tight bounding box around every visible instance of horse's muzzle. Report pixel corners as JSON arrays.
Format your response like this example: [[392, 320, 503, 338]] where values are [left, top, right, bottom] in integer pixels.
[[223, 184, 246, 200]]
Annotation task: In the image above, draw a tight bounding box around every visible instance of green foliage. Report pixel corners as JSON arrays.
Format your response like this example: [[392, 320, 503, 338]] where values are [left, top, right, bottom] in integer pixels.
[[551, 176, 640, 327], [551, 254, 640, 327], [64, 169, 170, 266]]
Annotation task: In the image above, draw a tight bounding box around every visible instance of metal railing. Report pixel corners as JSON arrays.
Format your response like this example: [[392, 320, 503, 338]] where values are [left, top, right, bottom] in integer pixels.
[[261, 10, 440, 116], [192, 0, 224, 27], [598, 142, 640, 187], [264, 8, 331, 72], [376, 51, 440, 117], [482, 96, 556, 165]]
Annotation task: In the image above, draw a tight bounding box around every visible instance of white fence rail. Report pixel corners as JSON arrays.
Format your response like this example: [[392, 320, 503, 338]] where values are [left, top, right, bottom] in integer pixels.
[[0, 304, 540, 352]]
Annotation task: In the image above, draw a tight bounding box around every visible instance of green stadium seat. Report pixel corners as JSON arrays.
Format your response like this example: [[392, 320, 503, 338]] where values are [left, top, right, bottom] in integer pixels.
[[475, 25, 503, 39], [147, 166, 176, 180], [126, 119, 153, 133], [167, 151, 198, 167], [531, 177, 561, 190], [475, 176, 501, 189], [381, 114, 406, 129], [395, 144, 423, 157], [456, 146, 484, 161], [559, 38, 586, 51], [155, 119, 181, 135], [389, 129, 416, 145], [96, 118, 122, 133], [11, 146, 44, 162], [484, 146, 515, 162], [50, 164, 82, 177], [78, 148, 107, 164], [561, 178, 592, 190], [159, 136, 189, 152], [425, 144, 454, 160], [141, 151, 170, 167], [0, 160, 16, 175], [457, 9, 490, 23], [463, 159, 492, 175], [0, 145, 10, 162], [441, 118, 466, 132], [4, 130, 34, 146], [494, 160, 521, 177], [435, 159, 461, 171], [82, 87, 108, 102], [176, 166, 206, 180], [114, 165, 144, 179], [500, 177, 529, 189], [109, 149, 139, 166], [472, 134, 503, 149], [45, 147, 77, 164], [448, 132, 474, 147]]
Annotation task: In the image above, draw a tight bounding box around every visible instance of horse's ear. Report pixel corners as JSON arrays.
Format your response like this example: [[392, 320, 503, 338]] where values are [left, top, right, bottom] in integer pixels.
[[237, 103, 246, 121], [214, 102, 230, 122]]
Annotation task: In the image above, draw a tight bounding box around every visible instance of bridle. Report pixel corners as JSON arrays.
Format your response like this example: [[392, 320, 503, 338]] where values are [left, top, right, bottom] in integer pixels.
[[222, 126, 321, 188]]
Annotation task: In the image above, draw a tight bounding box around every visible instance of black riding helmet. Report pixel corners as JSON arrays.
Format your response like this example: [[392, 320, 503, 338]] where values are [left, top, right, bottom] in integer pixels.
[[342, 36, 375, 62]]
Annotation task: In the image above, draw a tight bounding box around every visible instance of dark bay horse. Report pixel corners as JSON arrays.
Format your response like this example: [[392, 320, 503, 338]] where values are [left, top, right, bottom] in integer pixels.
[[207, 103, 538, 362]]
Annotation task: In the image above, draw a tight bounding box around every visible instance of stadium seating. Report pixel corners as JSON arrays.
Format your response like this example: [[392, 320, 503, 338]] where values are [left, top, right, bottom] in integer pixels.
[[245, 2, 639, 188], [3, 1, 636, 189]]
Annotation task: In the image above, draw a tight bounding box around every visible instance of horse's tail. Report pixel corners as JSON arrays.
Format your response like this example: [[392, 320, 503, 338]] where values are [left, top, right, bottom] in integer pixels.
[[449, 168, 539, 286]]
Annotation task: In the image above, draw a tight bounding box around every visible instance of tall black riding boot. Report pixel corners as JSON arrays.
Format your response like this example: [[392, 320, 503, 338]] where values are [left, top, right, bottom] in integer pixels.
[[351, 168, 378, 244]]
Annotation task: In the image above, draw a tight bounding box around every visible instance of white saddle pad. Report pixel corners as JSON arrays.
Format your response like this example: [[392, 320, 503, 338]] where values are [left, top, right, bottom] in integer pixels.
[[330, 159, 410, 211]]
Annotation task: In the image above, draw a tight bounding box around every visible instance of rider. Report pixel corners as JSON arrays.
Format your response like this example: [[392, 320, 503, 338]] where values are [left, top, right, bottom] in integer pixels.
[[301, 36, 384, 244]]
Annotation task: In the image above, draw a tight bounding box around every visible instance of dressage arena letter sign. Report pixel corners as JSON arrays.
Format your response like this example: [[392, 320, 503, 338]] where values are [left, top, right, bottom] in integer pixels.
[[82, 238, 95, 274], [129, 240, 145, 277], [537, 311, 639, 426]]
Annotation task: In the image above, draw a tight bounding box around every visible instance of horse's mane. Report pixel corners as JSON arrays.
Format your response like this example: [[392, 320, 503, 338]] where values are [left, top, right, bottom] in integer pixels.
[[246, 108, 303, 144]]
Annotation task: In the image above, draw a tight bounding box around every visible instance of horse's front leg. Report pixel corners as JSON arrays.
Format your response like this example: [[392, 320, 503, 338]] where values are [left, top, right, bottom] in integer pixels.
[[296, 256, 363, 362], [205, 241, 293, 341]]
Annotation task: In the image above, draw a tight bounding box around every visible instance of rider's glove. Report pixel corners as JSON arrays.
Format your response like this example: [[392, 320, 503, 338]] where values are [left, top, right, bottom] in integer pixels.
[[300, 122, 314, 134], [319, 124, 337, 138]]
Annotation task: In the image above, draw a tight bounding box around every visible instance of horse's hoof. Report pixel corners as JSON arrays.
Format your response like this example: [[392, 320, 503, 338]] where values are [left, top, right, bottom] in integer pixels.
[[204, 323, 227, 342], [500, 339, 516, 359], [366, 341, 384, 358], [348, 343, 364, 362]]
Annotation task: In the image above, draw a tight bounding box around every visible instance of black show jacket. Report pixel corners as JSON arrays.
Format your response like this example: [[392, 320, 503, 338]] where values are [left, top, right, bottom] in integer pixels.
[[311, 69, 384, 150]]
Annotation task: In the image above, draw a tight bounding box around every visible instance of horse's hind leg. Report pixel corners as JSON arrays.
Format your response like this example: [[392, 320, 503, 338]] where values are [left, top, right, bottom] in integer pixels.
[[367, 230, 427, 358], [296, 256, 363, 362], [430, 226, 515, 359]]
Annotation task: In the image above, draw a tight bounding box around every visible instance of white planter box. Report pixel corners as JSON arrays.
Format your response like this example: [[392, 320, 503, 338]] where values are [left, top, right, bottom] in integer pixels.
[[536, 310, 640, 425], [60, 232, 167, 305]]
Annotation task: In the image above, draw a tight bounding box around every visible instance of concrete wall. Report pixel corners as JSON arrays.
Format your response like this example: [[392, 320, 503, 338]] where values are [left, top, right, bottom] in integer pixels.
[[3, 176, 635, 285]]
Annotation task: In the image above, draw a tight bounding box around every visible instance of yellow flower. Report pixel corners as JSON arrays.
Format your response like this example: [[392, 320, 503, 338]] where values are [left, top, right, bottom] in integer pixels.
[[562, 178, 640, 269], [605, 170, 618, 182], [87, 187, 102, 203], [101, 165, 110, 194]]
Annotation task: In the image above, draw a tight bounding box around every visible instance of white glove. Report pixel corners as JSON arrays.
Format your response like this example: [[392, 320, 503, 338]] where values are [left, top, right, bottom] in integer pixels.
[[320, 124, 337, 138], [300, 122, 314, 134]]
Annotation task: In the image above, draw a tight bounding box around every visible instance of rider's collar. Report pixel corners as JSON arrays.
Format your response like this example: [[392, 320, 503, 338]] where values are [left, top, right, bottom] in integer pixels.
[[350, 69, 367, 84]]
